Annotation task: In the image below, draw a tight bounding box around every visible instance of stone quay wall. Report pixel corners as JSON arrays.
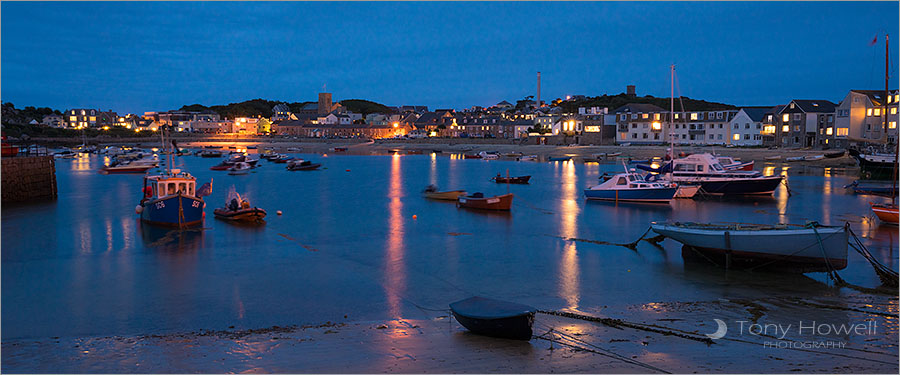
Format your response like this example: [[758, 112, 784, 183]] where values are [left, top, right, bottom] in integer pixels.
[[1, 156, 58, 203]]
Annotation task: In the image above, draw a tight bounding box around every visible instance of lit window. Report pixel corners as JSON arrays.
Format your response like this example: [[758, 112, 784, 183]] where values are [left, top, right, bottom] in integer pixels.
[[782, 125, 790, 132], [732, 134, 740, 141], [69, 116, 77, 121], [81, 110, 85, 115], [651, 122, 661, 130], [867, 108, 873, 116], [890, 122, 897, 129], [674, 113, 680, 119], [89, 116, 97, 122], [653, 113, 660, 120], [764, 125, 775, 134], [782, 114, 789, 122], [892, 107, 897, 115], [837, 128, 848, 136], [826, 127, 833, 135], [690, 113, 698, 120], [874, 108, 881, 116]]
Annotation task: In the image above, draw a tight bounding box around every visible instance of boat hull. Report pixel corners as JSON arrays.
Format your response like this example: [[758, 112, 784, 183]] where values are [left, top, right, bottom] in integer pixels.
[[140, 194, 205, 227], [450, 297, 536, 341], [100, 165, 154, 174], [458, 193, 513, 210], [651, 223, 848, 272], [688, 176, 783, 195], [425, 190, 467, 201], [287, 163, 321, 171], [492, 176, 531, 184], [214, 207, 266, 222], [674, 184, 700, 199], [872, 204, 899, 225], [584, 187, 676, 203]]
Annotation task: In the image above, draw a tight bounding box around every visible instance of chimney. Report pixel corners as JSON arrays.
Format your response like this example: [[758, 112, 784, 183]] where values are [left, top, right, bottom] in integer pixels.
[[627, 85, 636, 97], [537, 72, 541, 109]]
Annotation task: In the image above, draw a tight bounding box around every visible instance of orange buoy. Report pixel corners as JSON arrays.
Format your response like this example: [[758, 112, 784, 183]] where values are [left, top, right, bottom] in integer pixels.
[[412, 215, 417, 220]]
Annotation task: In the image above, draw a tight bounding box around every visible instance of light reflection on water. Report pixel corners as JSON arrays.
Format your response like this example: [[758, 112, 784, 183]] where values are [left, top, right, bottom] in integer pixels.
[[1, 154, 898, 341]]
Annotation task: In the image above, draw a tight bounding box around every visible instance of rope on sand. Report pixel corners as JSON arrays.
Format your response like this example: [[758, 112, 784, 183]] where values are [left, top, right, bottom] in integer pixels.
[[532, 324, 671, 374], [536, 310, 715, 345]]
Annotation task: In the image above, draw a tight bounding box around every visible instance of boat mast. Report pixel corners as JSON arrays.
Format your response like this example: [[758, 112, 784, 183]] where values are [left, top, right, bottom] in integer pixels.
[[884, 33, 890, 142], [670, 64, 675, 183], [886, 33, 897, 205]]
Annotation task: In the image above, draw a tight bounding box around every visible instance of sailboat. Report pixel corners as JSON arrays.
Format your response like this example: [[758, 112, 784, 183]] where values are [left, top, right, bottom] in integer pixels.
[[136, 128, 212, 228]]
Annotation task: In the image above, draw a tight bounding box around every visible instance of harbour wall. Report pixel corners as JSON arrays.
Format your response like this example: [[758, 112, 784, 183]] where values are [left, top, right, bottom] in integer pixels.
[[1, 156, 58, 203]]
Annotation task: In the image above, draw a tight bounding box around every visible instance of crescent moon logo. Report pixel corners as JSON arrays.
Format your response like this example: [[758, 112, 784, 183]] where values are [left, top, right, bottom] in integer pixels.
[[705, 319, 727, 339]]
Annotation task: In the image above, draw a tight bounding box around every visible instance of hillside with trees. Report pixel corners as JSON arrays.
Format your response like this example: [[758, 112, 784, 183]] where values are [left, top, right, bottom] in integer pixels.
[[551, 93, 736, 113], [338, 99, 392, 116]]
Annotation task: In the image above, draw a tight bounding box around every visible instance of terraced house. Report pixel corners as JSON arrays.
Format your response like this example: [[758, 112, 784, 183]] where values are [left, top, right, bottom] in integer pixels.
[[834, 89, 899, 146], [773, 100, 836, 147], [65, 108, 117, 129]]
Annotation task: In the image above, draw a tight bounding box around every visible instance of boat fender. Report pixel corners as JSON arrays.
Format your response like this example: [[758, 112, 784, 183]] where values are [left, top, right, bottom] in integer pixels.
[[135, 205, 144, 214], [276, 210, 283, 215]]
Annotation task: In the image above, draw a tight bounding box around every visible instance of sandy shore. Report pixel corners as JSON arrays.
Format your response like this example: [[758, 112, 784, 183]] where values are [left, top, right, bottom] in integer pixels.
[[4, 295, 896, 373]]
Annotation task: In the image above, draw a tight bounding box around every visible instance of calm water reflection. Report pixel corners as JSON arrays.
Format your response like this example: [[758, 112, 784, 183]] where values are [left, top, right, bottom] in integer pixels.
[[1, 153, 897, 340]]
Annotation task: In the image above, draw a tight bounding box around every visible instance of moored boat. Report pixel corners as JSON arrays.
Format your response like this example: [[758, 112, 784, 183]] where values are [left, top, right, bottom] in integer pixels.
[[423, 185, 466, 201], [584, 172, 677, 203], [227, 162, 252, 175], [849, 148, 896, 180], [518, 155, 538, 161], [650, 221, 848, 272], [137, 169, 210, 228], [199, 150, 223, 158], [871, 203, 899, 225], [491, 174, 531, 184], [548, 156, 571, 162], [824, 150, 845, 158], [464, 154, 483, 159], [457, 192, 513, 211], [662, 153, 783, 196], [286, 159, 321, 171], [450, 296, 536, 341], [478, 151, 500, 160], [214, 195, 266, 222], [845, 180, 898, 196]]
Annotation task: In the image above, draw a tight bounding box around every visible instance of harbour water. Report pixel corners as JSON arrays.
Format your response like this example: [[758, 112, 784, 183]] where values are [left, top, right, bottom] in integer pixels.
[[2, 151, 897, 346]]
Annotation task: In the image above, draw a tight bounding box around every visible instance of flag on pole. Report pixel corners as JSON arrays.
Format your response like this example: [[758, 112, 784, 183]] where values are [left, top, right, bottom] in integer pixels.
[[869, 35, 878, 46]]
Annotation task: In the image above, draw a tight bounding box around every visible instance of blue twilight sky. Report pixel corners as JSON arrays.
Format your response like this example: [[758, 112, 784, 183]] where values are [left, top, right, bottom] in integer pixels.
[[2, 1, 898, 114]]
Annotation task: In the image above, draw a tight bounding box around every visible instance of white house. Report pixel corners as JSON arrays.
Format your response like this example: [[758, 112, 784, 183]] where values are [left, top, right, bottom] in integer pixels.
[[726, 107, 769, 146]]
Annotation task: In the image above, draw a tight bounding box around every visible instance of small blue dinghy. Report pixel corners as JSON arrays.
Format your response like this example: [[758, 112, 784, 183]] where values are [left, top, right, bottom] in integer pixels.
[[449, 296, 537, 341]]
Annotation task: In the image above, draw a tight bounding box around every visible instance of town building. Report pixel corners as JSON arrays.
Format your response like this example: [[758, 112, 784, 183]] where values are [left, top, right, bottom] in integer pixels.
[[65, 108, 117, 129], [774, 100, 836, 147], [41, 114, 64, 128], [834, 89, 899, 146], [726, 107, 770, 146]]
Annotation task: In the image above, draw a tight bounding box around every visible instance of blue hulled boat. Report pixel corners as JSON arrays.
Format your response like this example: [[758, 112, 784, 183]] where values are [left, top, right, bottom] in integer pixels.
[[137, 169, 209, 227], [584, 172, 677, 203], [136, 133, 212, 228]]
